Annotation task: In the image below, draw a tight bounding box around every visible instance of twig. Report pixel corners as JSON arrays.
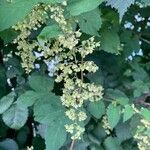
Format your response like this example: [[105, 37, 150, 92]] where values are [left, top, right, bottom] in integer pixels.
[[140, 37, 150, 45], [81, 57, 84, 82], [69, 140, 75, 150], [135, 93, 150, 108]]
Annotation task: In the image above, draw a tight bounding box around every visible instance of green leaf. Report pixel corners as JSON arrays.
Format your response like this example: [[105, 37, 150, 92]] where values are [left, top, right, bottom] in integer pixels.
[[0, 139, 19, 150], [87, 101, 105, 119], [5, 57, 24, 79], [36, 0, 63, 3], [0, 92, 15, 114], [106, 89, 129, 106], [34, 93, 66, 124], [16, 91, 41, 107], [45, 121, 67, 150], [107, 104, 121, 128], [141, 0, 150, 6], [140, 108, 150, 121], [67, 0, 104, 16], [106, 0, 135, 19], [104, 136, 121, 150], [100, 27, 121, 54], [132, 80, 149, 97], [0, 65, 7, 98], [0, 0, 37, 31], [2, 104, 28, 129], [38, 24, 62, 40], [0, 0, 64, 31], [0, 29, 18, 44], [123, 105, 134, 122], [77, 8, 102, 36], [29, 74, 54, 93], [120, 30, 140, 57], [116, 122, 132, 143]]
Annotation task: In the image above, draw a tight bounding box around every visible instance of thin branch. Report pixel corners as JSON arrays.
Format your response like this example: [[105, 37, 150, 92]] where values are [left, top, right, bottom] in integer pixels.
[[135, 93, 150, 108], [81, 57, 84, 82], [69, 140, 75, 150], [140, 37, 150, 45]]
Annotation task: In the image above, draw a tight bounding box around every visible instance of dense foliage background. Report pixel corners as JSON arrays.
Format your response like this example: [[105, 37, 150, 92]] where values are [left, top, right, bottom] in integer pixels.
[[0, 0, 150, 150]]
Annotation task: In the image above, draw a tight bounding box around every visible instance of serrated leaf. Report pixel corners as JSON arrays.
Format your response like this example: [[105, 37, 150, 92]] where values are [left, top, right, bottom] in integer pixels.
[[87, 101, 105, 119], [38, 24, 62, 40], [0, 92, 15, 114], [5, 57, 24, 79], [106, 89, 129, 106], [67, 0, 104, 16], [106, 0, 135, 19], [34, 93, 66, 124], [45, 121, 67, 150], [29, 74, 54, 93], [17, 91, 41, 107], [116, 122, 132, 143], [120, 30, 140, 57], [0, 0, 37, 31], [132, 80, 149, 97], [100, 27, 121, 54], [141, 0, 150, 6], [140, 108, 150, 121], [123, 105, 134, 122], [0, 29, 18, 44], [2, 104, 28, 129], [104, 136, 121, 150], [77, 8, 102, 36], [107, 104, 121, 129], [0, 139, 19, 150]]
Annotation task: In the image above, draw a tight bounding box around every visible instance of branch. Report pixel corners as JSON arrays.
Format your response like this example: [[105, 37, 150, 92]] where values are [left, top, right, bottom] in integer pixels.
[[69, 140, 75, 150], [135, 93, 150, 108], [140, 37, 150, 45]]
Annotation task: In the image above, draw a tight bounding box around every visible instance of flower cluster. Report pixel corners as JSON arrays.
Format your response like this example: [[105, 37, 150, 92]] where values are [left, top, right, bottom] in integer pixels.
[[27, 146, 33, 150], [134, 119, 150, 150], [13, 4, 48, 73], [102, 115, 112, 135], [13, 2, 103, 140]]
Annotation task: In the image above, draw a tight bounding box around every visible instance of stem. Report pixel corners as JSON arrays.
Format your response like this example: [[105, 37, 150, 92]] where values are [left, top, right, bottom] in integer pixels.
[[140, 37, 150, 45], [69, 140, 75, 150], [81, 57, 84, 82]]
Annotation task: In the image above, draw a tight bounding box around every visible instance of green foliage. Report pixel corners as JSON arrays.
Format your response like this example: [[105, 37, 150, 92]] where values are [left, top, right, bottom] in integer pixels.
[[100, 26, 121, 54], [77, 8, 102, 36], [67, 0, 104, 16], [87, 101, 105, 119], [104, 136, 121, 150], [106, 0, 135, 19], [16, 91, 41, 107], [45, 123, 67, 150], [33, 93, 67, 124], [123, 105, 134, 122], [0, 0, 150, 149], [0, 0, 37, 31], [0, 92, 15, 114], [106, 104, 121, 128], [2, 104, 28, 129], [38, 24, 62, 40], [0, 139, 19, 150], [29, 74, 54, 93]]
